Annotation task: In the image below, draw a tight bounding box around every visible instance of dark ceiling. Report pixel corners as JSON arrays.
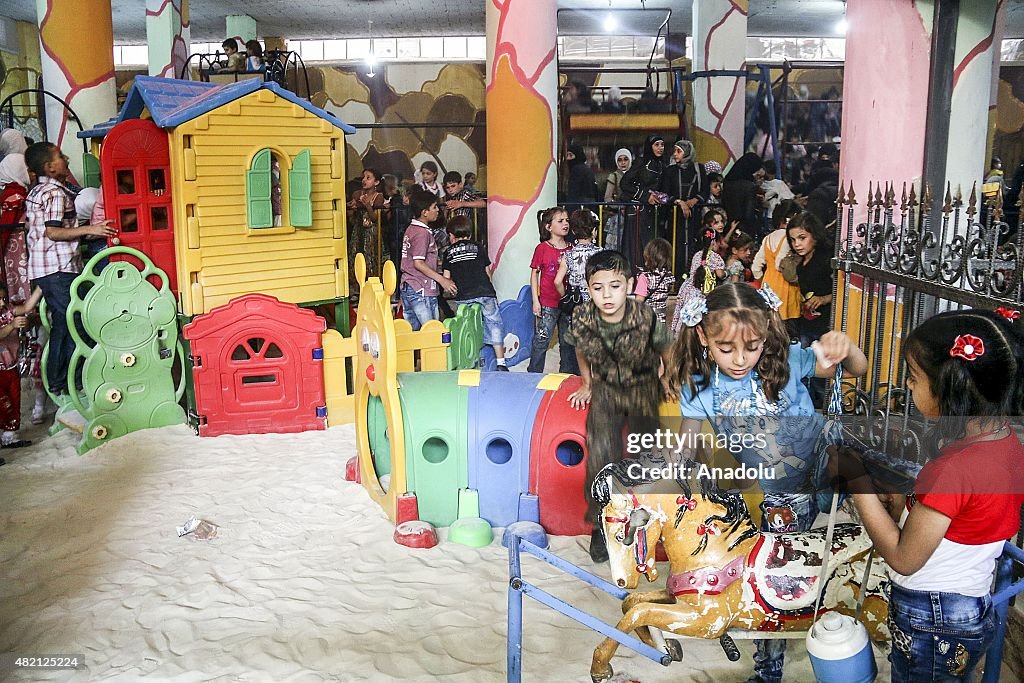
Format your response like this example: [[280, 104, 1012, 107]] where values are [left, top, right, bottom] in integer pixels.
[[5, 0, 1019, 44]]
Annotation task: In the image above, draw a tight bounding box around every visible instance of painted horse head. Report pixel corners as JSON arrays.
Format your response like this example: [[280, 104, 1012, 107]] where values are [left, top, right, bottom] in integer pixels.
[[600, 490, 666, 589], [593, 462, 669, 589], [594, 462, 760, 590]]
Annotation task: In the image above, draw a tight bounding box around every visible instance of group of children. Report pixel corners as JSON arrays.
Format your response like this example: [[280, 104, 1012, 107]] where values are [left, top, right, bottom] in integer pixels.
[[516, 146, 1018, 683], [528, 206, 678, 375], [350, 161, 484, 283], [398, 188, 508, 369], [559, 229, 1024, 682], [216, 38, 265, 72]]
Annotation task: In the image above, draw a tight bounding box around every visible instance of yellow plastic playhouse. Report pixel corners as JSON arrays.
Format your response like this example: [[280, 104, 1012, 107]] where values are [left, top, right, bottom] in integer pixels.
[[78, 76, 355, 326]]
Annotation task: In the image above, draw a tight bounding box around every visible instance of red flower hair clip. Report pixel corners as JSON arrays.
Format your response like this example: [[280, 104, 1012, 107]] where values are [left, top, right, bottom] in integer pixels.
[[995, 307, 1020, 321], [950, 334, 985, 361]]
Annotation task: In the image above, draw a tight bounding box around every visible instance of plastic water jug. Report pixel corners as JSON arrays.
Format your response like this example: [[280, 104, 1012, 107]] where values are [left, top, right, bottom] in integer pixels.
[[806, 611, 877, 683]]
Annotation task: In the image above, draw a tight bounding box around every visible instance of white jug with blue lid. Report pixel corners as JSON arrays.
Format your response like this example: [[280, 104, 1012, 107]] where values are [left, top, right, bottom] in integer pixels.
[[806, 611, 876, 683]]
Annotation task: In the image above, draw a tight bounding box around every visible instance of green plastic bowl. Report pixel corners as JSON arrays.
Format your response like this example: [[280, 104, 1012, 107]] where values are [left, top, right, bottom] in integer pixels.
[[449, 516, 494, 548]]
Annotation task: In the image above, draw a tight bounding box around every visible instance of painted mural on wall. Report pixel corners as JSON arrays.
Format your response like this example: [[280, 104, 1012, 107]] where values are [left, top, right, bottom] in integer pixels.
[[305, 63, 487, 191]]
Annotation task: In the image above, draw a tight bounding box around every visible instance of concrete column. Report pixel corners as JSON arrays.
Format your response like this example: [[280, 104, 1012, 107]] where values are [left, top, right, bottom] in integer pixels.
[[945, 0, 1005, 193], [146, 0, 190, 78], [691, 0, 748, 166], [839, 0, 933, 225], [225, 15, 256, 44], [36, 0, 117, 183], [485, 0, 558, 301]]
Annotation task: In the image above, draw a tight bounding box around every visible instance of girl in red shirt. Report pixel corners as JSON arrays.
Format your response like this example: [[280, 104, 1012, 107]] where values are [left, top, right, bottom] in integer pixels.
[[527, 207, 573, 373], [833, 308, 1024, 682]]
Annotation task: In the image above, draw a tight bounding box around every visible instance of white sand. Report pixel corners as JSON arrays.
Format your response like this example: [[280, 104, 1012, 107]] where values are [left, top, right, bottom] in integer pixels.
[[1, 389, 861, 683]]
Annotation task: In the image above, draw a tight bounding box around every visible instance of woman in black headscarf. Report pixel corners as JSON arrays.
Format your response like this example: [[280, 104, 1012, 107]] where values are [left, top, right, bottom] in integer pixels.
[[620, 134, 666, 264], [660, 139, 706, 273], [565, 143, 597, 210], [721, 152, 764, 236]]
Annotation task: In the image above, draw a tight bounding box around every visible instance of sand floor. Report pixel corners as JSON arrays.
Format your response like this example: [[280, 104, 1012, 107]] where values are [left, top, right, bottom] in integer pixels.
[[0, 379, 894, 683]]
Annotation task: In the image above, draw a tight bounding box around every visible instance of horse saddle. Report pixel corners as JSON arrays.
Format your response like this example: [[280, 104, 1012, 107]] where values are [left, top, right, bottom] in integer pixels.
[[745, 523, 871, 617]]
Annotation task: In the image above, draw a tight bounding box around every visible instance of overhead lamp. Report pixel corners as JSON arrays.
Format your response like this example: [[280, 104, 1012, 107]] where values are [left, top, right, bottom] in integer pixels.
[[603, 13, 618, 32], [366, 20, 376, 78], [834, 18, 847, 35]]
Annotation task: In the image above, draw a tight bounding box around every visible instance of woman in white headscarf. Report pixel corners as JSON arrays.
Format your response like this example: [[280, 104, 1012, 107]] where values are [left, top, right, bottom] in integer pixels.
[[0, 129, 28, 161], [602, 148, 633, 251]]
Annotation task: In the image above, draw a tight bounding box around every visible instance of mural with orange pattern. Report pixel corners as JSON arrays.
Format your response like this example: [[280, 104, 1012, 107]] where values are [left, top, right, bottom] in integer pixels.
[[485, 0, 559, 301]]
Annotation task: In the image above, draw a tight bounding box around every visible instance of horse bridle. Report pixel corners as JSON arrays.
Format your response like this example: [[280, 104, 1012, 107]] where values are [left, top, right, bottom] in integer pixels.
[[605, 492, 658, 580]]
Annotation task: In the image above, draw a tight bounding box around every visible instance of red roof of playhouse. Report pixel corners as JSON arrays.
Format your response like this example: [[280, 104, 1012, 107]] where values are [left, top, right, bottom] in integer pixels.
[[182, 293, 327, 339]]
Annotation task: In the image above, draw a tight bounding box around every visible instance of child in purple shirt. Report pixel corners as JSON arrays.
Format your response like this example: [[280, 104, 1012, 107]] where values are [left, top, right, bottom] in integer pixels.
[[399, 189, 457, 330]]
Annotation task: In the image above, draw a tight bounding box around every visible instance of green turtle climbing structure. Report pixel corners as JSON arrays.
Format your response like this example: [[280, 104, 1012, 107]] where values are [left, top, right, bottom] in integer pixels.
[[59, 247, 186, 453]]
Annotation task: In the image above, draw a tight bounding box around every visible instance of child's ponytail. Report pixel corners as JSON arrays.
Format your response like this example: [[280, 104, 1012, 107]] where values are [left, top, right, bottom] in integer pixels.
[[537, 206, 564, 242]]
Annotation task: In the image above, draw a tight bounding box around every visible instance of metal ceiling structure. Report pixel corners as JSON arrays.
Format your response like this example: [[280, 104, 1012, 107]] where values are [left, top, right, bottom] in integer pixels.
[[4, 0, 1021, 45]]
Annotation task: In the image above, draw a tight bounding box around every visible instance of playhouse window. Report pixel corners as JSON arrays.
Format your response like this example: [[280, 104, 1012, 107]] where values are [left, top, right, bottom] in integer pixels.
[[151, 206, 169, 231], [116, 170, 136, 195], [148, 169, 167, 196], [246, 148, 312, 230]]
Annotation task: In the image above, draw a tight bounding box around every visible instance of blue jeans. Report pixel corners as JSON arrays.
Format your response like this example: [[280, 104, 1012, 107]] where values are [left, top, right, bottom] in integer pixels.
[[528, 305, 577, 374], [80, 238, 110, 272], [753, 492, 818, 683], [400, 283, 439, 331], [888, 584, 994, 683], [34, 271, 77, 395]]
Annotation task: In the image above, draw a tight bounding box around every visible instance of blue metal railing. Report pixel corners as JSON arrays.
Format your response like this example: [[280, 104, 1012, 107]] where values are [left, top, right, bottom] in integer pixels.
[[983, 541, 1024, 682], [507, 534, 1024, 682], [506, 534, 671, 683]]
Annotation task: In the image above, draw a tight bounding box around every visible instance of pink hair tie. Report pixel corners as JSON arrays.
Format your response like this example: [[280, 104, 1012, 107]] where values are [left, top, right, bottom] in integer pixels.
[[950, 334, 985, 361]]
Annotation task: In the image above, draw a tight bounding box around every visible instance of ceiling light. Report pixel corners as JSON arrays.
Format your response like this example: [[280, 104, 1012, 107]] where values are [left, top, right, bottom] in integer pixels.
[[366, 20, 376, 78], [603, 14, 618, 32], [834, 18, 847, 34]]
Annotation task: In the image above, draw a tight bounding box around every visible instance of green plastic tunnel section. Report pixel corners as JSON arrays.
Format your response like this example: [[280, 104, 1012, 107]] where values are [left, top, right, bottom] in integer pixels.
[[398, 371, 469, 527], [366, 394, 391, 488]]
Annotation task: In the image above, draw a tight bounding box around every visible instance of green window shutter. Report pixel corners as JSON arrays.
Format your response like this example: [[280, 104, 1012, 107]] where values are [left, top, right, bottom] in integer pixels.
[[247, 148, 273, 229], [82, 152, 101, 188], [289, 149, 312, 227]]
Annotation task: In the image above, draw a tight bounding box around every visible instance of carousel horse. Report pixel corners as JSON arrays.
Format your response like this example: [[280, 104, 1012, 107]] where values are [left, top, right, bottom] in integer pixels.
[[590, 462, 889, 682]]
